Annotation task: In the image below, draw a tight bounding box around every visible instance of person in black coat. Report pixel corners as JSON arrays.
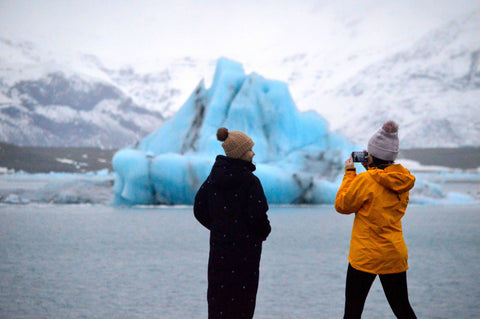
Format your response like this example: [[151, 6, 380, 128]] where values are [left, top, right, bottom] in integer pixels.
[[194, 127, 271, 319]]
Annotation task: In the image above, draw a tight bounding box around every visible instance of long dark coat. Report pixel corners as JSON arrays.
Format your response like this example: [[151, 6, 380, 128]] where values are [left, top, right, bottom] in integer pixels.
[[194, 155, 271, 319]]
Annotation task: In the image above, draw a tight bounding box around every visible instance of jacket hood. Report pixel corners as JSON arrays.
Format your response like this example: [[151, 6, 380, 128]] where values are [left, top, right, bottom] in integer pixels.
[[368, 164, 415, 194], [209, 155, 256, 189]]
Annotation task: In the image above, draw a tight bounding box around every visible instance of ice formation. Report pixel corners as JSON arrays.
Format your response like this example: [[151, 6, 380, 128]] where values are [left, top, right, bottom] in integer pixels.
[[112, 58, 353, 205]]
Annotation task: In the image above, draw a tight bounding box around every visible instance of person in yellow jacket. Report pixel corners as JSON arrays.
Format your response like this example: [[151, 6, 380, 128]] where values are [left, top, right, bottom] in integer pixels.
[[335, 121, 417, 319]]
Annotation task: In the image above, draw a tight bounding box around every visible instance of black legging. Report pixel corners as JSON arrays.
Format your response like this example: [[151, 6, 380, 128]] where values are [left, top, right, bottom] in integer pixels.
[[344, 263, 417, 319]]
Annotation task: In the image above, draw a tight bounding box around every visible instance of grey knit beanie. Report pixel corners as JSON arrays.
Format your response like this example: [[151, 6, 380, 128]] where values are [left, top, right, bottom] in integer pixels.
[[367, 121, 399, 161]]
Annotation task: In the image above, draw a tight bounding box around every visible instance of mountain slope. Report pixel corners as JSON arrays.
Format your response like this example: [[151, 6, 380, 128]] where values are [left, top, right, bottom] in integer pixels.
[[0, 6, 479, 149], [0, 69, 164, 148], [0, 38, 215, 148], [325, 10, 480, 147]]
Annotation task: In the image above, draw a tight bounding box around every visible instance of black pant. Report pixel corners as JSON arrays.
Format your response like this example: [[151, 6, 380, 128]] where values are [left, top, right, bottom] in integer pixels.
[[344, 263, 417, 319]]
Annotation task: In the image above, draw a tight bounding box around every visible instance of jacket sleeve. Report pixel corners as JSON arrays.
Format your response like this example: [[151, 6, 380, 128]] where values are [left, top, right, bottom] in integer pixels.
[[335, 168, 369, 214], [246, 177, 271, 241], [194, 180, 211, 230]]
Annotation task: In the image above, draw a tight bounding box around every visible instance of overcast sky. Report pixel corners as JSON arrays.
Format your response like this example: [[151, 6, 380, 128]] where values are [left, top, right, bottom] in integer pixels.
[[1, 0, 479, 70]]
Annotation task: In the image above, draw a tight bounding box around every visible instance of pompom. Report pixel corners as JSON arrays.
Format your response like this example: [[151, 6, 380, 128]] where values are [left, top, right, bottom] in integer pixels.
[[382, 121, 399, 134], [216, 127, 229, 141]]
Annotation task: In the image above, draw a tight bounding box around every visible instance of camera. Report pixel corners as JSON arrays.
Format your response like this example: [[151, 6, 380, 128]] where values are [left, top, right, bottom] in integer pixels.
[[351, 151, 368, 163]]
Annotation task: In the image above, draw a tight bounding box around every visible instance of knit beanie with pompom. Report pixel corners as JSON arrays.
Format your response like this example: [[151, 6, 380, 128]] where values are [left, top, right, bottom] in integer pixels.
[[367, 121, 399, 161], [216, 127, 254, 159]]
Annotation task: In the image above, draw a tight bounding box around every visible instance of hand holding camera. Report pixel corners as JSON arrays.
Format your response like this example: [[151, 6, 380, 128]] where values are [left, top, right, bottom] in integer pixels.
[[351, 151, 368, 163], [345, 151, 369, 169]]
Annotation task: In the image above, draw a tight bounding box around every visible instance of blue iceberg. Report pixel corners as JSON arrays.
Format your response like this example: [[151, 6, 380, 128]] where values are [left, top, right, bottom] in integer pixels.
[[112, 58, 353, 205]]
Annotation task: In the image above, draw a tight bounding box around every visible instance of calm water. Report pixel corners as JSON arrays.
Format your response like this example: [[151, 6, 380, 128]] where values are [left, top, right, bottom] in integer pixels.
[[0, 204, 479, 319]]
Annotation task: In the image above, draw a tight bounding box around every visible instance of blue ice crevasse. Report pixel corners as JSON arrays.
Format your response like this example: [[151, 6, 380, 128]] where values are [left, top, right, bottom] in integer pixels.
[[112, 57, 353, 205]]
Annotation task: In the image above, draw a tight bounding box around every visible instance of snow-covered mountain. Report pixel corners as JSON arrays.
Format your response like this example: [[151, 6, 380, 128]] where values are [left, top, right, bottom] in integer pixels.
[[0, 4, 479, 149], [295, 9, 480, 148], [0, 39, 211, 148]]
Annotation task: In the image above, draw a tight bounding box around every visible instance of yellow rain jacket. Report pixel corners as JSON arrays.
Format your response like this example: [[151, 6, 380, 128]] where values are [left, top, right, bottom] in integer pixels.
[[335, 164, 415, 274]]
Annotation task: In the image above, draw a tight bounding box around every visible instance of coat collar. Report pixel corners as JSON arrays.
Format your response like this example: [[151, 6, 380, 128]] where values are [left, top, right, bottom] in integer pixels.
[[215, 155, 256, 172]]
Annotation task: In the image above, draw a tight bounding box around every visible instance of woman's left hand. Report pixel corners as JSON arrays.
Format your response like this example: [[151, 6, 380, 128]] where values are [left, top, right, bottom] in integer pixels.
[[345, 157, 354, 168]]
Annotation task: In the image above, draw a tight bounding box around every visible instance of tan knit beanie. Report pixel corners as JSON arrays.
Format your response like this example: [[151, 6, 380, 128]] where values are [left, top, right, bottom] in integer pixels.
[[216, 127, 254, 159]]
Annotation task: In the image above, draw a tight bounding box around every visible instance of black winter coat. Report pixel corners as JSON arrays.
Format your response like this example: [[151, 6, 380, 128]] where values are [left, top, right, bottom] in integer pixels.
[[194, 155, 271, 319]]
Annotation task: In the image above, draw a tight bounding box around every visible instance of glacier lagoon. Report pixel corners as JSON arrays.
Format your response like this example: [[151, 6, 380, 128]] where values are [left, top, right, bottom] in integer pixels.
[[1, 56, 479, 318], [0, 204, 479, 319]]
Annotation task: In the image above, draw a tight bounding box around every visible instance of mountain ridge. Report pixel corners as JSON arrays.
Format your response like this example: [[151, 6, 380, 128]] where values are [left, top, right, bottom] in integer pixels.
[[291, 9, 480, 148], [0, 6, 478, 149]]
